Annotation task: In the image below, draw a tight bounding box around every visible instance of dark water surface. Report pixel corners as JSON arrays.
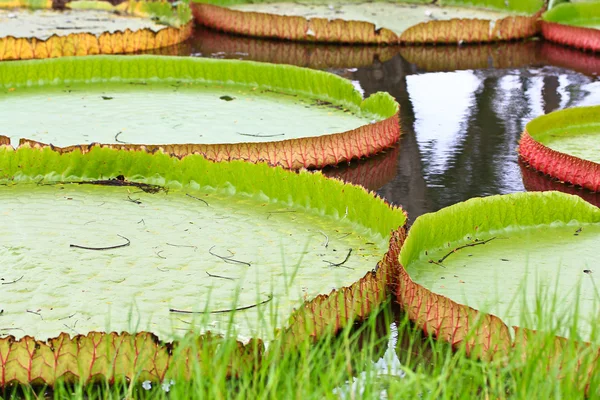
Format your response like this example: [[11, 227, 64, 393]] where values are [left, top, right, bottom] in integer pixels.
[[150, 28, 600, 223]]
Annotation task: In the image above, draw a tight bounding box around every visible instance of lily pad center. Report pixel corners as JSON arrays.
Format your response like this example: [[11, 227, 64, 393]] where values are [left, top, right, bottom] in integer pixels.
[[0, 82, 372, 147]]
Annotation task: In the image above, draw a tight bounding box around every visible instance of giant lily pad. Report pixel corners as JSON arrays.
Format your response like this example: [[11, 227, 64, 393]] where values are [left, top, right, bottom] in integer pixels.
[[0, 145, 407, 385], [389, 191, 600, 362], [0, 0, 193, 60], [191, 0, 544, 44], [542, 1, 600, 52], [0, 55, 399, 169], [518, 105, 600, 192]]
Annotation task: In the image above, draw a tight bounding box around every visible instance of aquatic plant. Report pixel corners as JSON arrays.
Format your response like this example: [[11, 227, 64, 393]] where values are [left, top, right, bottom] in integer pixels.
[[0, 145, 407, 385], [542, 1, 600, 52], [388, 191, 600, 389], [518, 105, 600, 192], [191, 0, 544, 44], [0, 0, 192, 60], [0, 55, 399, 169]]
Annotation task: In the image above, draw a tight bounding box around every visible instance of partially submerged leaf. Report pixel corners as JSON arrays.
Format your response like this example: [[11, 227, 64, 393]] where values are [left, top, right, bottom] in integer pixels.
[[191, 0, 544, 44], [518, 105, 600, 192], [0, 0, 193, 60], [0, 55, 400, 169], [542, 1, 600, 51]]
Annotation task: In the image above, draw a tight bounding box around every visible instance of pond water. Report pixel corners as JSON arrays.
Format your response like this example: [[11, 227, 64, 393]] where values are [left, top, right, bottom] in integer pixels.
[[149, 28, 600, 222]]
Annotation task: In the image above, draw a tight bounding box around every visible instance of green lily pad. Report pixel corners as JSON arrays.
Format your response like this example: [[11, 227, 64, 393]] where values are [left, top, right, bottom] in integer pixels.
[[544, 1, 600, 29], [541, 2, 600, 51], [394, 192, 600, 357], [0, 0, 192, 60], [0, 145, 406, 384], [0, 55, 399, 169], [518, 105, 600, 192], [0, 8, 167, 39], [0, 145, 406, 386], [191, 0, 544, 44], [0, 183, 387, 342]]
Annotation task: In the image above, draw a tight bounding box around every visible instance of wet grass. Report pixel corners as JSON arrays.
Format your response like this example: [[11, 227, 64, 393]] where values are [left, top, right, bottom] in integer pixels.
[[4, 290, 599, 400]]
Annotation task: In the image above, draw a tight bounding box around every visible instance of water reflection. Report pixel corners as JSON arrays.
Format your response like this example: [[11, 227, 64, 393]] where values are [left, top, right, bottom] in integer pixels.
[[399, 40, 541, 72], [520, 161, 600, 208], [321, 144, 399, 192], [151, 27, 398, 69], [351, 42, 600, 221]]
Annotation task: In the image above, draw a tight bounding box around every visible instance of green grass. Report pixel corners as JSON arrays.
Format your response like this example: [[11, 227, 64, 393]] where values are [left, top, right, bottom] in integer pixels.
[[4, 288, 598, 400], [0, 216, 597, 399]]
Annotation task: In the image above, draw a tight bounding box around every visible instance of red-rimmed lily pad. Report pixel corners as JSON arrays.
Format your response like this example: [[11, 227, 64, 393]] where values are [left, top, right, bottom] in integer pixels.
[[0, 55, 400, 169], [388, 191, 600, 366], [191, 0, 544, 44], [0, 145, 407, 385], [542, 1, 600, 52], [518, 105, 600, 192], [0, 0, 193, 60]]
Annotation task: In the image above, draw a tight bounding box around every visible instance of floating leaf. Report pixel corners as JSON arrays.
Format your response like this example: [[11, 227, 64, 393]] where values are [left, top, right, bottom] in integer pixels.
[[542, 2, 600, 52], [518, 105, 600, 192], [392, 191, 600, 370], [0, 145, 407, 385], [0, 55, 399, 169], [191, 0, 544, 44], [0, 0, 192, 60]]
